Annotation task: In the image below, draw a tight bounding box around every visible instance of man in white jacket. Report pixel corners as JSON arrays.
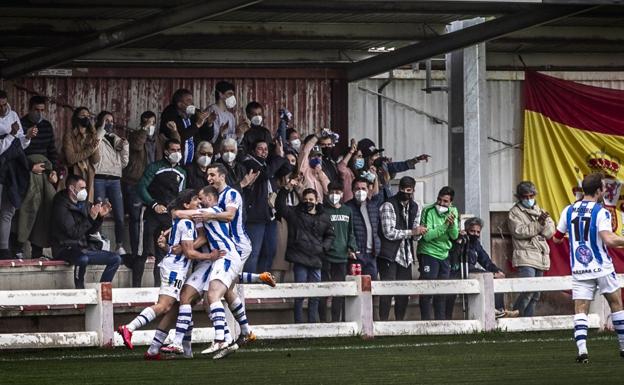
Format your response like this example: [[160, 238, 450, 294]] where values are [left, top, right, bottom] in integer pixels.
[[0, 90, 37, 259]]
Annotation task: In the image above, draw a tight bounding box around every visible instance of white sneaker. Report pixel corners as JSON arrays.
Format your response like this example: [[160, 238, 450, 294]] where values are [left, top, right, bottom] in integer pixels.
[[116, 245, 127, 255], [213, 343, 238, 360], [201, 341, 229, 355]]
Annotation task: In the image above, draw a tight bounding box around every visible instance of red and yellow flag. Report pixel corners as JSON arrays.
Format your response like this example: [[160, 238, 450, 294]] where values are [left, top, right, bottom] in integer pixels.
[[523, 71, 624, 275]]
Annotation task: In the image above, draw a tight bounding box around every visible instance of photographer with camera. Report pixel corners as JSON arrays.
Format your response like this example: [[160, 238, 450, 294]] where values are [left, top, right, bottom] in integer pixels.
[[446, 217, 516, 319]]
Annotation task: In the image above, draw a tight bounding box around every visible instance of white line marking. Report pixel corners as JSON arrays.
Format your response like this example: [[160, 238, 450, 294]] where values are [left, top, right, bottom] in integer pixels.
[[0, 336, 615, 362]]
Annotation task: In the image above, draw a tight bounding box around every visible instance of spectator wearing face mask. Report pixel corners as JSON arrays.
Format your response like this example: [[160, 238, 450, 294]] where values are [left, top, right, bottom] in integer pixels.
[[241, 138, 289, 273], [92, 111, 129, 256], [358, 138, 430, 201], [184, 141, 212, 190], [339, 138, 380, 202], [206, 81, 237, 144], [276, 183, 335, 323], [240, 101, 273, 157], [122, 111, 158, 262], [417, 186, 460, 321], [345, 177, 384, 279], [13, 96, 54, 260], [298, 134, 330, 202], [317, 129, 341, 185], [159, 88, 211, 166], [378, 176, 427, 321], [20, 95, 57, 167], [51, 174, 121, 289], [285, 128, 301, 156], [320, 181, 358, 322], [63, 107, 100, 202], [272, 168, 300, 283], [134, 139, 186, 287], [216, 138, 257, 193], [508, 181, 555, 317]]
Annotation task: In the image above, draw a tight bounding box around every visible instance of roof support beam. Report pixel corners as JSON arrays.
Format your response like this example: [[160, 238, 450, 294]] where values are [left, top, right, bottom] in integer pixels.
[[345, 4, 597, 82], [0, 0, 262, 79]]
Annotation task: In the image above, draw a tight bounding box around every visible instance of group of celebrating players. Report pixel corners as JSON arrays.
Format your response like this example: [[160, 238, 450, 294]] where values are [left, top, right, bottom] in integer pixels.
[[116, 163, 275, 360]]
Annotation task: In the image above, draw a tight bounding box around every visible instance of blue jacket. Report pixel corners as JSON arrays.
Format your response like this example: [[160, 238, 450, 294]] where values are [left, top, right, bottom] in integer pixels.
[[345, 193, 383, 257], [449, 236, 502, 273]]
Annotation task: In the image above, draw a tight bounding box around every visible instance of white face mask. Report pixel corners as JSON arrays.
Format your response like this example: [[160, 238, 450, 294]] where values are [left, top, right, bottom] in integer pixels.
[[185, 105, 197, 116], [290, 139, 301, 152], [250, 115, 263, 126], [222, 151, 236, 163], [75, 188, 88, 202], [167, 151, 182, 165], [197, 155, 211, 167], [225, 95, 236, 109], [355, 190, 368, 203], [436, 204, 449, 214], [147, 125, 155, 137], [329, 193, 342, 205]]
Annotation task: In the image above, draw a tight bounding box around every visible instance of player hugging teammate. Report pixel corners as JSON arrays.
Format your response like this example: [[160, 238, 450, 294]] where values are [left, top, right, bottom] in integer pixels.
[[117, 165, 276, 360]]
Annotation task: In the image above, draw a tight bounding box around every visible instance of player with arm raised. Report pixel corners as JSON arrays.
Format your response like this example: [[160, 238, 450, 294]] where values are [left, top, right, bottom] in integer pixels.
[[553, 172, 624, 363]]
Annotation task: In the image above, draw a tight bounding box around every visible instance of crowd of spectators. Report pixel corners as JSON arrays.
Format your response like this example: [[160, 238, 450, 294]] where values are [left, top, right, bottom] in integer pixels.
[[0, 83, 552, 322]]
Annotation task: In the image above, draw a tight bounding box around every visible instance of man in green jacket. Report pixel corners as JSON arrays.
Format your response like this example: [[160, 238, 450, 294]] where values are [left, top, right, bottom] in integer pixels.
[[320, 181, 358, 322], [417, 186, 460, 320]]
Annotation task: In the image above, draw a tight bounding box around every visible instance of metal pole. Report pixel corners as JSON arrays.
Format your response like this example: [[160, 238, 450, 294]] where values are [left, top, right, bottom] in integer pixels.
[[0, 0, 262, 79], [346, 4, 596, 82]]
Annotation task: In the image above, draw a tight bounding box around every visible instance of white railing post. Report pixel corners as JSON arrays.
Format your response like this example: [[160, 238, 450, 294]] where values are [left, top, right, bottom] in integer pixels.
[[589, 292, 611, 331], [345, 275, 374, 339], [468, 273, 495, 332], [85, 282, 114, 347]]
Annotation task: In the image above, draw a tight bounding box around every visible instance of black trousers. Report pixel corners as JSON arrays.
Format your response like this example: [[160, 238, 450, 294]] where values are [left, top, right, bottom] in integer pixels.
[[131, 209, 168, 287], [319, 261, 348, 322], [418, 254, 451, 320], [378, 258, 413, 321]]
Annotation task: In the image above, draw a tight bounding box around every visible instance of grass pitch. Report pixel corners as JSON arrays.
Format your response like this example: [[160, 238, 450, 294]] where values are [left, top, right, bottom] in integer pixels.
[[0, 331, 623, 384]]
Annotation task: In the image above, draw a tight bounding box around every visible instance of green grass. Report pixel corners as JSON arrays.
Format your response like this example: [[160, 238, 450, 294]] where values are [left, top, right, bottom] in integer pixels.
[[1, 331, 623, 384]]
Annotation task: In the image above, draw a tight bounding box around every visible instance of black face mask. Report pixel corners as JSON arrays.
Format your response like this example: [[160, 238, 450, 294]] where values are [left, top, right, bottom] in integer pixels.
[[321, 147, 332, 157], [78, 117, 91, 127], [397, 191, 412, 202], [468, 234, 480, 243], [303, 202, 315, 212]]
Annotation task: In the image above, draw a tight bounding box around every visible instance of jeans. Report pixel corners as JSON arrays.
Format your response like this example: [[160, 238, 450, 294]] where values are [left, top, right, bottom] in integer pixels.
[[122, 182, 144, 256], [245, 221, 277, 274], [378, 258, 413, 321], [446, 270, 505, 319], [132, 209, 168, 287], [418, 254, 451, 320], [94, 178, 125, 246], [58, 248, 121, 289], [0, 184, 16, 255], [513, 266, 544, 317], [293, 263, 321, 323], [319, 261, 347, 322]]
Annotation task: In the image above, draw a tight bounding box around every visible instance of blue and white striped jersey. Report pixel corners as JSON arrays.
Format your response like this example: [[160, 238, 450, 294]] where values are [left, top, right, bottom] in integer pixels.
[[201, 206, 238, 254], [218, 185, 251, 251], [557, 201, 614, 280], [161, 218, 196, 270]]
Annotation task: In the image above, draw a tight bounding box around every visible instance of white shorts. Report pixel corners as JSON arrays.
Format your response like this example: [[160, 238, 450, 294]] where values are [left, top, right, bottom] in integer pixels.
[[184, 260, 213, 295], [204, 252, 243, 291], [237, 242, 252, 265], [572, 273, 621, 300], [158, 265, 188, 301]]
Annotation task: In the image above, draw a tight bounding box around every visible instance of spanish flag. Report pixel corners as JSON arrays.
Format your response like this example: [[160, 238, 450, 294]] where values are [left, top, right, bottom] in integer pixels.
[[523, 71, 624, 276]]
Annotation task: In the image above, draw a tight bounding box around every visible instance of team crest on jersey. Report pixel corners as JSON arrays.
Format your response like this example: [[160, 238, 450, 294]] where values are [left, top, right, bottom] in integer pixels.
[[575, 244, 594, 267]]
